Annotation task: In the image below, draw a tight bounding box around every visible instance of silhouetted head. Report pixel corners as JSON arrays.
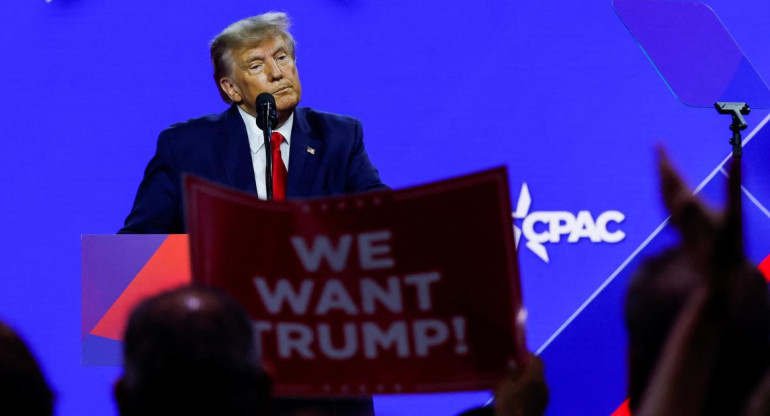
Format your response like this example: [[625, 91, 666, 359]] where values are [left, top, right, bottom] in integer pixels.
[[0, 320, 54, 416], [625, 247, 770, 415], [115, 285, 270, 416]]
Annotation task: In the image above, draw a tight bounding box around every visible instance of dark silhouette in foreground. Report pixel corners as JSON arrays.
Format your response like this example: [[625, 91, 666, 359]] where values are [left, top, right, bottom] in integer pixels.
[[114, 286, 271, 416], [0, 320, 54, 416], [457, 353, 549, 416], [625, 150, 770, 416]]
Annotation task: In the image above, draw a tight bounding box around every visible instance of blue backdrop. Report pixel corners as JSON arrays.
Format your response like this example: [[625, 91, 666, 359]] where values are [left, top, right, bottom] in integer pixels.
[[2, 1, 770, 415]]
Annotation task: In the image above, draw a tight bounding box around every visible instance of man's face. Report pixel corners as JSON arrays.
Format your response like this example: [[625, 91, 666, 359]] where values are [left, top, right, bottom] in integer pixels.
[[220, 36, 302, 120]]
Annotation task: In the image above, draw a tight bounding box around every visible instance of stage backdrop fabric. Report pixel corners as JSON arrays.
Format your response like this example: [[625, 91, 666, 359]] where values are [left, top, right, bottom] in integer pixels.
[[2, 1, 770, 415]]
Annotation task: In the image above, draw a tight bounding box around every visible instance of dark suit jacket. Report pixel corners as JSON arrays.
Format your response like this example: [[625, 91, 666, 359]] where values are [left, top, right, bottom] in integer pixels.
[[120, 105, 387, 233]]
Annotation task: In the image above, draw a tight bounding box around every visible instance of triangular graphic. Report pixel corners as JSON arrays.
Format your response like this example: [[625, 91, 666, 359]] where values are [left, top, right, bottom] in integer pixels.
[[759, 253, 770, 282], [610, 399, 630, 416], [90, 235, 191, 341], [81, 234, 167, 341]]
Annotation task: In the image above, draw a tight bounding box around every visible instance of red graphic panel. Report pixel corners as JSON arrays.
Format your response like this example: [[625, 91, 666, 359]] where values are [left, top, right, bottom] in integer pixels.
[[611, 399, 631, 416], [90, 235, 191, 341], [759, 254, 770, 282]]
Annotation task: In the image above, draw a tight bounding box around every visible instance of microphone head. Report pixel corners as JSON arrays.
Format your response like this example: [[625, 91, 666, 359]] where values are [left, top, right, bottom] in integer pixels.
[[256, 93, 278, 130], [256, 92, 276, 108]]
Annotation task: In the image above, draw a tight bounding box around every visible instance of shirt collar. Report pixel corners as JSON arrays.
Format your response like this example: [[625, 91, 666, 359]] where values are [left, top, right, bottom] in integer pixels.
[[238, 106, 294, 154]]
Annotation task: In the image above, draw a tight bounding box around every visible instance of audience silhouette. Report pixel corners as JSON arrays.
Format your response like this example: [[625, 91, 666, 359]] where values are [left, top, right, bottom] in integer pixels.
[[3, 148, 769, 416], [625, 151, 770, 416], [114, 286, 271, 416], [0, 320, 54, 416]]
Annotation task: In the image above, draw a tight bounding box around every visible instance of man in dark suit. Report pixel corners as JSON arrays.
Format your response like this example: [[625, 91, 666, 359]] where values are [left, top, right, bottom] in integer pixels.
[[118, 11, 379, 416], [120, 12, 386, 234]]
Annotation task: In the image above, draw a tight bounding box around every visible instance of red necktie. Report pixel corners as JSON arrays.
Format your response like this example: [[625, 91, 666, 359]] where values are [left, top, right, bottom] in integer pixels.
[[271, 132, 287, 201]]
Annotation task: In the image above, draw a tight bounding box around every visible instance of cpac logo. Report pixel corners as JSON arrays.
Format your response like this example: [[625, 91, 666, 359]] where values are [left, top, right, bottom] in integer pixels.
[[512, 184, 626, 263]]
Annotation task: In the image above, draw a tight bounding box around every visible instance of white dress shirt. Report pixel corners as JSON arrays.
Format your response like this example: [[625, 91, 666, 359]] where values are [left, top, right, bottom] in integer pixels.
[[238, 106, 293, 200]]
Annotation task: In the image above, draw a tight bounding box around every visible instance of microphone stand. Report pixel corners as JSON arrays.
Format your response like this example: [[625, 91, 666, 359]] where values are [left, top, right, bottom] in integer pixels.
[[256, 93, 278, 200], [714, 101, 750, 159], [260, 102, 274, 200]]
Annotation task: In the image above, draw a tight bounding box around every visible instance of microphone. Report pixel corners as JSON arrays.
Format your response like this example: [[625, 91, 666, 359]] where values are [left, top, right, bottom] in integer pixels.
[[256, 93, 278, 200], [256, 93, 278, 130]]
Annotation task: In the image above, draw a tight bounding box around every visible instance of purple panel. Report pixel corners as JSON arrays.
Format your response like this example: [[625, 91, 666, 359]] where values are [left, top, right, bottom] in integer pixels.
[[81, 235, 167, 340], [719, 58, 770, 105], [613, 0, 768, 107]]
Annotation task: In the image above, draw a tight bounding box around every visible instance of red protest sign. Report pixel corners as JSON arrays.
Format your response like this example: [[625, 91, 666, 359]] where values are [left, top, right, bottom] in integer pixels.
[[185, 168, 525, 397]]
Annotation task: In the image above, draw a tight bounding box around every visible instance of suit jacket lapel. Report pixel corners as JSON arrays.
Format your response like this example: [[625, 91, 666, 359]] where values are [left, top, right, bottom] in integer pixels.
[[287, 108, 322, 198], [219, 105, 257, 195]]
